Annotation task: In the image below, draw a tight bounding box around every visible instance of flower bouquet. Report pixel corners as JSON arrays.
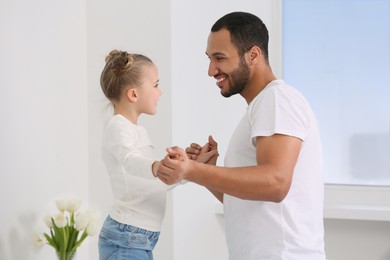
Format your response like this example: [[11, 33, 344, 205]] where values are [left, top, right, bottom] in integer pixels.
[[32, 195, 100, 260]]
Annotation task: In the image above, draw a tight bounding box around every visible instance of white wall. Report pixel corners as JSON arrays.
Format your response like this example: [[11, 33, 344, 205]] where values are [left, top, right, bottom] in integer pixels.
[[0, 0, 89, 259], [324, 219, 390, 260], [2, 1, 390, 260]]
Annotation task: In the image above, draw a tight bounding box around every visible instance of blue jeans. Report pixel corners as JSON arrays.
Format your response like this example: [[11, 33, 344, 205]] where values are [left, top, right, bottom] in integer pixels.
[[98, 215, 160, 260]]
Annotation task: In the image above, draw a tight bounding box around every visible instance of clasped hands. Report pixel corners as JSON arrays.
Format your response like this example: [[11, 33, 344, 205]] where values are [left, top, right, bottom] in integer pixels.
[[156, 135, 218, 185]]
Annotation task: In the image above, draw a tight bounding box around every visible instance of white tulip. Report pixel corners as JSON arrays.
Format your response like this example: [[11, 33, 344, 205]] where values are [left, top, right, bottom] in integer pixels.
[[86, 221, 100, 236], [53, 212, 68, 228], [67, 196, 82, 213], [43, 214, 54, 228], [30, 232, 46, 251], [56, 196, 81, 213], [55, 198, 68, 212], [87, 208, 101, 222], [39, 195, 101, 254], [74, 211, 89, 231]]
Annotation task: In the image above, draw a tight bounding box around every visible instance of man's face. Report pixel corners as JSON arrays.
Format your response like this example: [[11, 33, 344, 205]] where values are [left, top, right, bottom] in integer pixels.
[[206, 28, 250, 97]]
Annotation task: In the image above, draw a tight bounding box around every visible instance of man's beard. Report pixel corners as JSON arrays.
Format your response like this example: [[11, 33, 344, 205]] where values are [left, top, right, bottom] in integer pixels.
[[222, 57, 250, 98]]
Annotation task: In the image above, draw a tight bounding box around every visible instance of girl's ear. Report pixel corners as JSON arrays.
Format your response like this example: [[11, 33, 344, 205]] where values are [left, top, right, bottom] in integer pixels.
[[126, 88, 138, 102]]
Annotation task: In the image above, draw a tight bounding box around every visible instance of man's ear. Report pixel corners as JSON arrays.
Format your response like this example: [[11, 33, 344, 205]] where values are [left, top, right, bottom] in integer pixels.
[[126, 88, 138, 102], [248, 46, 261, 64]]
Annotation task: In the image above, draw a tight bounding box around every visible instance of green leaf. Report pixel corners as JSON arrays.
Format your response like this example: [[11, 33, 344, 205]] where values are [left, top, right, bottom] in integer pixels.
[[50, 225, 59, 249], [44, 232, 58, 250], [67, 227, 79, 251], [63, 225, 69, 251], [70, 212, 75, 226], [70, 230, 88, 251], [51, 217, 66, 252]]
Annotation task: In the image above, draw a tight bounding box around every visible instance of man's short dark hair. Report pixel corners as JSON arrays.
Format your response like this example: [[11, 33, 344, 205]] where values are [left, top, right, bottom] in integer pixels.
[[211, 12, 269, 62]]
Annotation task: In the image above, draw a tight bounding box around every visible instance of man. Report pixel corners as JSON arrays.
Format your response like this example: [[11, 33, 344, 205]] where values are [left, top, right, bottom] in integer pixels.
[[157, 11, 326, 260]]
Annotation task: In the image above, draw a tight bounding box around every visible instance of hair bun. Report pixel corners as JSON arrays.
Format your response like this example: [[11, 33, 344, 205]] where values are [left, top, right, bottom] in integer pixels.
[[105, 50, 134, 73], [100, 49, 153, 101]]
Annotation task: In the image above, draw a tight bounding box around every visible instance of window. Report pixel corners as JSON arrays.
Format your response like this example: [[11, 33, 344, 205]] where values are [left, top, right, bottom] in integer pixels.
[[282, 0, 390, 186]]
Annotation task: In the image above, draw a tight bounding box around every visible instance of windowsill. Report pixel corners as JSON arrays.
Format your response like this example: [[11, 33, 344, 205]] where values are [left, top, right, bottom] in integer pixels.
[[215, 184, 390, 221], [324, 184, 390, 221]]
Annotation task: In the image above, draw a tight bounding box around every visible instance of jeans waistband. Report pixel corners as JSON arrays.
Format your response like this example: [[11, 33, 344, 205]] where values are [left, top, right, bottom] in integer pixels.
[[99, 215, 160, 250]]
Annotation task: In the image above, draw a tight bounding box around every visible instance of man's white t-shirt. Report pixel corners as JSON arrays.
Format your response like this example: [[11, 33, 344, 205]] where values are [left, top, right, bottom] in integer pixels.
[[224, 80, 326, 260]]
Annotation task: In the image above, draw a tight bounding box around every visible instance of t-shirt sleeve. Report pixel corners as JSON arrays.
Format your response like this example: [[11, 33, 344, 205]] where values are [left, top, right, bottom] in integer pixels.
[[249, 87, 310, 146]]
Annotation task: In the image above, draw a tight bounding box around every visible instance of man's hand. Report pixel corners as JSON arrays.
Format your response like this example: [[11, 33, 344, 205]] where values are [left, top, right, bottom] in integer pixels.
[[156, 146, 189, 185], [186, 135, 219, 165]]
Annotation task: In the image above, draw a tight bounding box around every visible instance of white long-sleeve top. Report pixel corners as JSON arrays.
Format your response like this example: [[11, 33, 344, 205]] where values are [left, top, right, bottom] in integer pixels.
[[101, 114, 172, 232]]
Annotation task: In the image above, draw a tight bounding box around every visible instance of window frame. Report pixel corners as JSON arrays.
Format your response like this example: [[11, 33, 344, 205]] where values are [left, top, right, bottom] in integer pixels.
[[270, 0, 390, 221]]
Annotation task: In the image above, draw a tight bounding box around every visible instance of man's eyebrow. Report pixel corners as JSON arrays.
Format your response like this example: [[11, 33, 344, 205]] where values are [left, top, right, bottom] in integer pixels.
[[205, 51, 226, 57]]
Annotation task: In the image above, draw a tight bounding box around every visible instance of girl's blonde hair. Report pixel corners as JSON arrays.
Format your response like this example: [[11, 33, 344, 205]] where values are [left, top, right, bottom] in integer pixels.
[[100, 50, 153, 102]]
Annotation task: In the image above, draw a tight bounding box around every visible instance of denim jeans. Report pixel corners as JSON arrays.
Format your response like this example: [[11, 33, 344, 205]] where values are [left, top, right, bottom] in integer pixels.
[[98, 215, 160, 260]]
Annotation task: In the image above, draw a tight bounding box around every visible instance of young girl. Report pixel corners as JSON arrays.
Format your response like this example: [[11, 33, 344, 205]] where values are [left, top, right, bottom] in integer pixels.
[[98, 50, 215, 260], [98, 49, 168, 260]]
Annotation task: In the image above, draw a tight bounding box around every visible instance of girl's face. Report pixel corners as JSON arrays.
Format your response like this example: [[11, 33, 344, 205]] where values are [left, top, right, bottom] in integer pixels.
[[137, 63, 162, 115]]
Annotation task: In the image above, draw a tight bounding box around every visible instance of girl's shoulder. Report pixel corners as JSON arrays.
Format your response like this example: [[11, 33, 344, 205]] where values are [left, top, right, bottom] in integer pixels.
[[104, 114, 142, 139]]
